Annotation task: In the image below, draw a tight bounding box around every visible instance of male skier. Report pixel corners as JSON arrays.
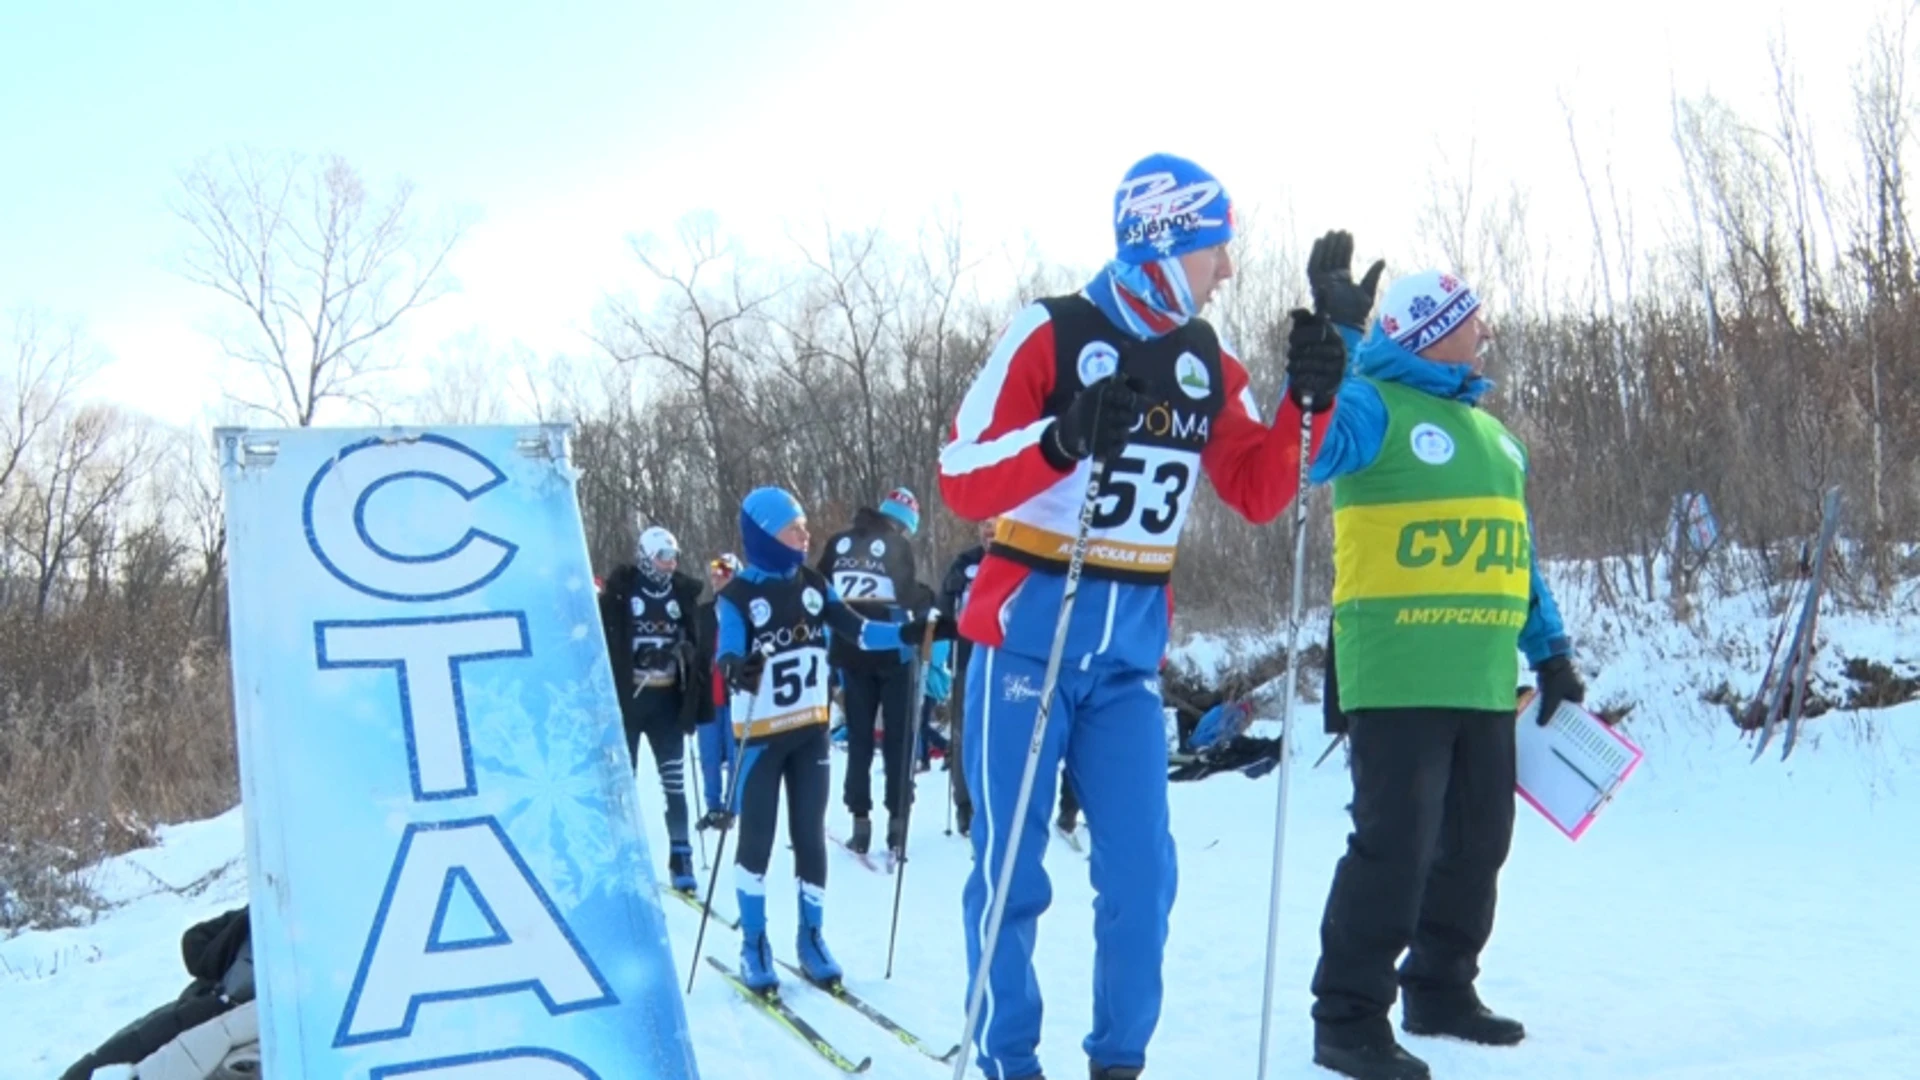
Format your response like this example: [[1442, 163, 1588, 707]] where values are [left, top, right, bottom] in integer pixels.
[[937, 152, 1349, 1080]]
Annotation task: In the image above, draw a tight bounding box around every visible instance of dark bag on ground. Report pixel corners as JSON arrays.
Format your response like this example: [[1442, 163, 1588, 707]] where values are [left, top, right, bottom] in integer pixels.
[[60, 905, 259, 1080]]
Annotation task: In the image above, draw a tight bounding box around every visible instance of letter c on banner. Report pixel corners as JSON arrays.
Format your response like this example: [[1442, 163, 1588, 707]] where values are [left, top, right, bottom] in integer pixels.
[[304, 434, 518, 601]]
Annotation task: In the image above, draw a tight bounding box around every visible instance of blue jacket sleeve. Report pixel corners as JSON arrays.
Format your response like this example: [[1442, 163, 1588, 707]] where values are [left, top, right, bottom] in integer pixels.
[[1306, 326, 1389, 486], [1517, 513, 1571, 666], [824, 584, 906, 652], [716, 596, 747, 662]]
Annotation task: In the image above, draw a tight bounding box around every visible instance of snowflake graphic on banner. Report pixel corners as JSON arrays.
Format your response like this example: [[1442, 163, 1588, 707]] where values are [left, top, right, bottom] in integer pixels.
[[465, 676, 639, 908], [1409, 295, 1438, 320]]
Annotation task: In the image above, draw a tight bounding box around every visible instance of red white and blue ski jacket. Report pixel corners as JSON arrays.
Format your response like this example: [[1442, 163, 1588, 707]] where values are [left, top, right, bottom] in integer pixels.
[[938, 294, 1329, 673]]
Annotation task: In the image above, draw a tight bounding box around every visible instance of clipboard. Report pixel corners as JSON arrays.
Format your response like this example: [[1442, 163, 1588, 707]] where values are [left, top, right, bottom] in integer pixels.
[[1514, 688, 1643, 841]]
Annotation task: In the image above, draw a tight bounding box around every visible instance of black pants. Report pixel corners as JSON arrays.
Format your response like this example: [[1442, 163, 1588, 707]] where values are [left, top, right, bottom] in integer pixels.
[[734, 723, 831, 888], [839, 661, 915, 819], [1057, 767, 1080, 824], [1310, 708, 1516, 1042], [949, 640, 974, 817], [624, 687, 690, 849]]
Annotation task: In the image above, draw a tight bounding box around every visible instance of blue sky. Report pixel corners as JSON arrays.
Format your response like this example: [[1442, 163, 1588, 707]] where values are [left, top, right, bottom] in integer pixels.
[[0, 0, 1898, 426]]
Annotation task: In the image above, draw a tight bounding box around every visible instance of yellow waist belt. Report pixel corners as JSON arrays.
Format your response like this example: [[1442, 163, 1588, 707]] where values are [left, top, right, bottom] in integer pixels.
[[994, 519, 1178, 576]]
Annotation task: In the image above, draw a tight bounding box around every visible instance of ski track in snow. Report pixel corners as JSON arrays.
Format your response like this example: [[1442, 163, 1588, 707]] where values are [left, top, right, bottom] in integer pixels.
[[7, 581, 1920, 1079]]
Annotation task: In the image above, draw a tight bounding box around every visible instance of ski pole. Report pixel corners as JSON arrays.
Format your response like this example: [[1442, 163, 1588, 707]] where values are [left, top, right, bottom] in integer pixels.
[[1312, 733, 1345, 769], [686, 645, 766, 995], [952, 456, 1108, 1080], [688, 731, 708, 871], [943, 738, 955, 838], [1255, 391, 1321, 1080], [887, 612, 940, 979]]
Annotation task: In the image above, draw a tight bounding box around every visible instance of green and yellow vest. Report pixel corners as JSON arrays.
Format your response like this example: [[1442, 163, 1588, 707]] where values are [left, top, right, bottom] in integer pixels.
[[1330, 378, 1533, 712]]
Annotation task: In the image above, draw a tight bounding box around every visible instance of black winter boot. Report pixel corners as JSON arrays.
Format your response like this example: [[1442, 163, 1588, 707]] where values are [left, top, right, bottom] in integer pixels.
[[848, 814, 871, 854], [1401, 993, 1526, 1046], [1313, 1023, 1431, 1080], [1090, 1063, 1142, 1079]]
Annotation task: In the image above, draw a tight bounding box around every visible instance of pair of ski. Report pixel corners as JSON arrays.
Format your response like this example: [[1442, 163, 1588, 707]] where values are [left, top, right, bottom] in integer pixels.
[[831, 833, 900, 875], [1746, 486, 1843, 763], [665, 886, 960, 1072]]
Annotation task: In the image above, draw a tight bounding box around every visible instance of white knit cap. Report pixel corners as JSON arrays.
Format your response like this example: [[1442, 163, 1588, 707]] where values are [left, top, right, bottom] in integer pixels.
[[1377, 269, 1481, 353]]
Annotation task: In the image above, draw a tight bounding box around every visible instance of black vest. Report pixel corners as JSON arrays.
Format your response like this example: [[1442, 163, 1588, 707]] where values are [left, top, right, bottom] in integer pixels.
[[819, 519, 915, 668], [627, 576, 687, 684], [986, 294, 1230, 585], [718, 569, 834, 738]]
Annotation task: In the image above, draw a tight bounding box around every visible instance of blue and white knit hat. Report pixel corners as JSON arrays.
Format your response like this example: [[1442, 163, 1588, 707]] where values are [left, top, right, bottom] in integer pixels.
[[1377, 269, 1482, 354], [1113, 153, 1234, 265], [878, 487, 920, 536]]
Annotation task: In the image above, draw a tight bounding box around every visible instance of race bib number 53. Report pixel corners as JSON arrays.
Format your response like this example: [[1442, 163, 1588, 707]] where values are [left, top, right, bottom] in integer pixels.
[[1089, 446, 1198, 542]]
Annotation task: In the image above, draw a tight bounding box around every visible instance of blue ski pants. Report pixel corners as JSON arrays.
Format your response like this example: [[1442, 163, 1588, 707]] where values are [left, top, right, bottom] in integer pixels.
[[697, 705, 736, 813], [961, 645, 1176, 1079]]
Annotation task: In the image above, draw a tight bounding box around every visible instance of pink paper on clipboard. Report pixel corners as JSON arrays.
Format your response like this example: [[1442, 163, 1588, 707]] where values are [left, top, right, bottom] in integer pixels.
[[1514, 696, 1644, 841]]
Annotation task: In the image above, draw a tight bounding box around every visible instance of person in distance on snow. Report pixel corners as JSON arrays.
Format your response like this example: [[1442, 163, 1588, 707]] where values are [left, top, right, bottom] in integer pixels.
[[597, 523, 709, 894], [937, 515, 995, 836], [695, 552, 744, 830], [816, 486, 926, 859], [937, 152, 1349, 1080], [714, 486, 956, 994], [1298, 233, 1593, 1080]]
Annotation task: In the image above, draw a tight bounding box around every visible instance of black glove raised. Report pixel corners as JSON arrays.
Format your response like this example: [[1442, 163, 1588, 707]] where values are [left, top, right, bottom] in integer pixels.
[[719, 651, 767, 695], [1532, 654, 1588, 726], [1284, 310, 1347, 413], [898, 616, 960, 648], [1045, 372, 1150, 467], [1307, 229, 1386, 329]]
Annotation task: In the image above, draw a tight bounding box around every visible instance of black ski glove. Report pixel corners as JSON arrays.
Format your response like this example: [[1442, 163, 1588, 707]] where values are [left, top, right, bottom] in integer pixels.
[[1533, 654, 1587, 726], [1284, 310, 1347, 413], [1306, 229, 1386, 329], [898, 615, 960, 648], [1044, 372, 1150, 468], [719, 651, 767, 695]]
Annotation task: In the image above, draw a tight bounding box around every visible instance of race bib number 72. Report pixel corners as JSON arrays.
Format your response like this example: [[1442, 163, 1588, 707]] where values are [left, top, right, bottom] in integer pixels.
[[832, 570, 892, 602]]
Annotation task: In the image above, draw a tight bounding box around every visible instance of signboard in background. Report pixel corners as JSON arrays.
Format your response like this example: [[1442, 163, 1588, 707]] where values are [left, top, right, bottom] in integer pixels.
[[218, 424, 700, 1080]]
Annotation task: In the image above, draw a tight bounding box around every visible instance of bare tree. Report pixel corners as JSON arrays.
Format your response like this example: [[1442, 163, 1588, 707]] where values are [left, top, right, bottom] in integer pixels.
[[594, 214, 773, 510], [2, 309, 100, 501], [788, 222, 901, 504], [172, 147, 468, 427], [1, 404, 149, 617], [1850, 7, 1918, 589]]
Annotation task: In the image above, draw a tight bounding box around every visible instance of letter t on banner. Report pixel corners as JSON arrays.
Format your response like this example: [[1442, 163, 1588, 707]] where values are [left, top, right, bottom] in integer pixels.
[[217, 426, 700, 1080]]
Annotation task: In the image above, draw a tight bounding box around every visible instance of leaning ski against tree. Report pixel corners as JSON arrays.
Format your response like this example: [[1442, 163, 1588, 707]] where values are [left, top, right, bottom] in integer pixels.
[[934, 151, 1348, 1080]]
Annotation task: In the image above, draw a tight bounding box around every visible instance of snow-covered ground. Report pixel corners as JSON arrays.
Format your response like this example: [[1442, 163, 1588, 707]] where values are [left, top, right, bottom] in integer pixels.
[[8, 579, 1920, 1079]]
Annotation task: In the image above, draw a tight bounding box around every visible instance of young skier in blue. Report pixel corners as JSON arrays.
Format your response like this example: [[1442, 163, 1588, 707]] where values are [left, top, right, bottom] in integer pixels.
[[712, 487, 955, 992]]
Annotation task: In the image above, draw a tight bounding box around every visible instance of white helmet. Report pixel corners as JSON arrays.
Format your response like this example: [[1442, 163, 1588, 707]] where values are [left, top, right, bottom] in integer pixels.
[[638, 525, 679, 564]]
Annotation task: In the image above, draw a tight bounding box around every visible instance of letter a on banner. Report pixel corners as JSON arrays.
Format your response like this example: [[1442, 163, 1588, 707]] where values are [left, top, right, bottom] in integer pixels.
[[217, 425, 700, 1079]]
